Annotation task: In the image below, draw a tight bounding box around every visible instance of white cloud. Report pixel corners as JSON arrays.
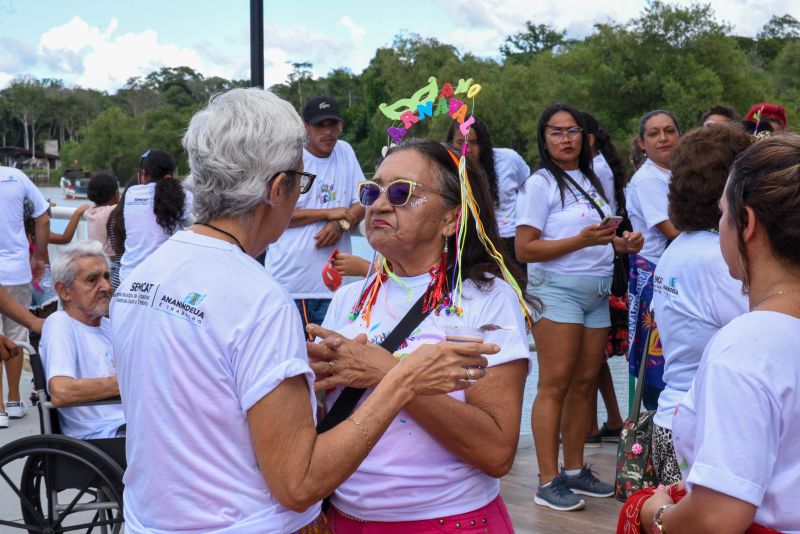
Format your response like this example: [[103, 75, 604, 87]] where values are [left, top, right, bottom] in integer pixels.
[[438, 0, 800, 56], [340, 16, 366, 42]]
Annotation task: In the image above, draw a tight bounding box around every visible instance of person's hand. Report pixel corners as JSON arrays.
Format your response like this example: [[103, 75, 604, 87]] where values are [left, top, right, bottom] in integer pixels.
[[30, 257, 46, 285], [392, 341, 497, 396], [333, 253, 371, 277], [77, 203, 91, 214], [307, 324, 394, 391], [314, 221, 343, 248], [327, 207, 348, 221], [639, 485, 676, 534], [578, 223, 617, 247], [0, 336, 21, 362], [616, 231, 644, 254]]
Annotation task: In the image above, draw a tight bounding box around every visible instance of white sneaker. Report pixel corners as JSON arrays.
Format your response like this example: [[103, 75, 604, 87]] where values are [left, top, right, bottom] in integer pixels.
[[0, 412, 8, 428], [6, 400, 27, 419]]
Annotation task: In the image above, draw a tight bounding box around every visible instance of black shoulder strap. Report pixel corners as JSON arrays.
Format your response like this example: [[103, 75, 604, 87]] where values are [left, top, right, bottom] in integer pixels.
[[562, 172, 606, 220], [316, 291, 431, 433]]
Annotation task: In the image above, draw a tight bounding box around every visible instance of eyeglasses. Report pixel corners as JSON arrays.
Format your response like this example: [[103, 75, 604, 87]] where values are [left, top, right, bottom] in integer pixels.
[[357, 179, 431, 207], [545, 126, 583, 141], [275, 170, 316, 194]]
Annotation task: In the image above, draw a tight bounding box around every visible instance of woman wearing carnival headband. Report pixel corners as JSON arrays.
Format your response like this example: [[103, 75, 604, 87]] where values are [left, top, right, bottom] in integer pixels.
[[118, 148, 194, 283], [307, 137, 535, 531], [515, 103, 644, 511], [111, 89, 493, 533]]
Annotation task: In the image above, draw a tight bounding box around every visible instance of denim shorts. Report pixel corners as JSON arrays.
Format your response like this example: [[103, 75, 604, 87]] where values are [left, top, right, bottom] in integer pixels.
[[527, 267, 612, 328]]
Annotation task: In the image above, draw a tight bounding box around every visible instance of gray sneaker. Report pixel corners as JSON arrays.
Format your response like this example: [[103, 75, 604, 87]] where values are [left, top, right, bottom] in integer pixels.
[[534, 476, 585, 511], [561, 465, 614, 497]]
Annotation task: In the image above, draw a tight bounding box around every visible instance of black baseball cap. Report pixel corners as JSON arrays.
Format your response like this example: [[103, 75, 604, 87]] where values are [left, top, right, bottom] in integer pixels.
[[303, 95, 342, 125]]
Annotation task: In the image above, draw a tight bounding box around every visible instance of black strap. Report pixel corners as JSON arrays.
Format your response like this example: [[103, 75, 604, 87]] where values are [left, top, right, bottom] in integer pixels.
[[562, 172, 607, 220], [316, 292, 431, 433]]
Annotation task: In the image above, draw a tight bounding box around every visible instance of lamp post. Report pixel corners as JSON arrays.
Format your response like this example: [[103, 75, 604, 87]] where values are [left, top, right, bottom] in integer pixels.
[[250, 0, 264, 88]]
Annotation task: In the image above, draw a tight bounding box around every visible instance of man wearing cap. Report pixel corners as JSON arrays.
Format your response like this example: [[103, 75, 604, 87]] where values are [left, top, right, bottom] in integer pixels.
[[266, 95, 365, 330]]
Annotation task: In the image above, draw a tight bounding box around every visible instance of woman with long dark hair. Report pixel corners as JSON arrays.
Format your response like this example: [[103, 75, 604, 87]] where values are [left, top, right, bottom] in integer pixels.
[[515, 103, 643, 511], [306, 137, 533, 531], [446, 117, 530, 275], [118, 150, 193, 283]]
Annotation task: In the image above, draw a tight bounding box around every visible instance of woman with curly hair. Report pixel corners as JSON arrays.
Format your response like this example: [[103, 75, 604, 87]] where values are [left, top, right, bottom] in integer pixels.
[[650, 125, 752, 486], [119, 150, 193, 283]]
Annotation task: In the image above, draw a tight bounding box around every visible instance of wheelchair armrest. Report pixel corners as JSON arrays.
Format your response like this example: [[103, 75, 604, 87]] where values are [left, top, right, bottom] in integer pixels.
[[53, 396, 123, 409]]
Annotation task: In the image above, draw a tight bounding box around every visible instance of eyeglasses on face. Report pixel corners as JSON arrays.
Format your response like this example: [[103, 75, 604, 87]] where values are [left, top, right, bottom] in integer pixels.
[[357, 179, 430, 207], [545, 126, 583, 141], [275, 170, 316, 194]]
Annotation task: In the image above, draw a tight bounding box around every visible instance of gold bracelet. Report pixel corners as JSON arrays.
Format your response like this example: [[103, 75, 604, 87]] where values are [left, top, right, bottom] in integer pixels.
[[346, 416, 373, 451]]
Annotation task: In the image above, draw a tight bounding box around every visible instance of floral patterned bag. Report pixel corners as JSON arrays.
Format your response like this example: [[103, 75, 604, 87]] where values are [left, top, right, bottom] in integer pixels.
[[614, 324, 658, 501]]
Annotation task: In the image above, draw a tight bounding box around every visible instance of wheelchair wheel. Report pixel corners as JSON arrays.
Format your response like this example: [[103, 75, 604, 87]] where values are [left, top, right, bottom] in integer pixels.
[[0, 434, 124, 534]]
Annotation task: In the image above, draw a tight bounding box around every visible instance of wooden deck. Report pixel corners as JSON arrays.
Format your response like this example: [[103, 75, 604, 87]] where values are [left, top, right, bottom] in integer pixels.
[[501, 436, 622, 533]]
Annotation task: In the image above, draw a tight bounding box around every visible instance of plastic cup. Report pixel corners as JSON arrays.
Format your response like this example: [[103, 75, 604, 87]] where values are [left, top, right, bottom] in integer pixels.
[[444, 325, 485, 344]]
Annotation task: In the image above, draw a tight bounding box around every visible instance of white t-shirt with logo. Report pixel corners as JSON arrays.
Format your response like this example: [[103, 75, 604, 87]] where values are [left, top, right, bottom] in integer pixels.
[[119, 182, 194, 283], [39, 312, 125, 439], [266, 140, 364, 300], [515, 168, 613, 276], [652, 232, 747, 429], [321, 273, 531, 521], [592, 153, 617, 215], [111, 231, 318, 534], [0, 167, 49, 285], [672, 312, 800, 532], [626, 158, 671, 263], [493, 148, 530, 238]]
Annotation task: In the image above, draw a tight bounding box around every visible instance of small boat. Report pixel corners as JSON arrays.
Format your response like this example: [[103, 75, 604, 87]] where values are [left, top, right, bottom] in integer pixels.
[[60, 170, 91, 199]]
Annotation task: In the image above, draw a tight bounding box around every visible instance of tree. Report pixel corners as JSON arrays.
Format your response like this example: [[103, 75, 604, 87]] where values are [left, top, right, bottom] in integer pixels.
[[500, 22, 566, 61], [5, 77, 47, 152], [74, 107, 142, 179], [755, 14, 800, 64]]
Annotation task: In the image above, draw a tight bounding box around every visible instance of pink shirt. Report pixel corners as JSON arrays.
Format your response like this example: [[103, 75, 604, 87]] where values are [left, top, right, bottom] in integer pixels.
[[86, 205, 116, 257]]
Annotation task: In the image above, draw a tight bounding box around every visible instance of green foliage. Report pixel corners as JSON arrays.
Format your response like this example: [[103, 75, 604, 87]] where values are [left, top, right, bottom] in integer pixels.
[[4, 2, 799, 180]]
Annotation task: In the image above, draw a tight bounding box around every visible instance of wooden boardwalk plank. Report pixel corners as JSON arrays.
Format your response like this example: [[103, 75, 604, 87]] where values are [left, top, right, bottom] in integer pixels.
[[501, 436, 622, 533]]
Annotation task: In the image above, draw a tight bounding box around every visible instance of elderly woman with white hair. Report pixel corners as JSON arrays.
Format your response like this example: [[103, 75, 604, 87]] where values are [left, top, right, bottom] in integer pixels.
[[110, 88, 494, 534], [39, 240, 125, 439]]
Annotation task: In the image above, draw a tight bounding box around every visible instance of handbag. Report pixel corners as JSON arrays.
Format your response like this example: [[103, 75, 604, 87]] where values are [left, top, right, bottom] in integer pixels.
[[614, 324, 658, 501]]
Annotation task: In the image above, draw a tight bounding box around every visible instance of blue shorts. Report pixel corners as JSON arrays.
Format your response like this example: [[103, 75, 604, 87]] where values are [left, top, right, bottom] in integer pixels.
[[528, 267, 612, 328]]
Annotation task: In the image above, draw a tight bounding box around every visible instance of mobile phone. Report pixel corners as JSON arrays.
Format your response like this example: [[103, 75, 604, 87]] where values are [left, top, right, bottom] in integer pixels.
[[600, 215, 623, 229]]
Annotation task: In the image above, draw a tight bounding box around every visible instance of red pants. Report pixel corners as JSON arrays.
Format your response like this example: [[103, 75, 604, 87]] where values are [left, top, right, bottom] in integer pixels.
[[326, 495, 514, 533]]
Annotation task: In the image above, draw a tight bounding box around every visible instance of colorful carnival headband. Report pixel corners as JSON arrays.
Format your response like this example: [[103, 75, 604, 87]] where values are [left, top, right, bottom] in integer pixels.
[[349, 76, 534, 328]]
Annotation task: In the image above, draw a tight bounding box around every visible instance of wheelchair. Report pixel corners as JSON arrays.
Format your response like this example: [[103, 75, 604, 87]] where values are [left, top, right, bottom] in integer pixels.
[[0, 343, 125, 533]]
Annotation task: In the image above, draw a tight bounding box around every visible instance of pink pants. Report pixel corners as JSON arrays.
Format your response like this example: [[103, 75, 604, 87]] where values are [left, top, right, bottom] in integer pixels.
[[326, 495, 514, 533]]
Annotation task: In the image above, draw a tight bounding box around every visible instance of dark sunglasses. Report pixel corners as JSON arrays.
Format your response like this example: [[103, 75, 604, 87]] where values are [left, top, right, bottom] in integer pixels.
[[357, 179, 431, 207], [274, 170, 316, 194]]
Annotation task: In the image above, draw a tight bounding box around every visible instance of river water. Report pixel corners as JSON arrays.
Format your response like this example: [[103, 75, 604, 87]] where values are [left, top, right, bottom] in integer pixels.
[[39, 186, 632, 435]]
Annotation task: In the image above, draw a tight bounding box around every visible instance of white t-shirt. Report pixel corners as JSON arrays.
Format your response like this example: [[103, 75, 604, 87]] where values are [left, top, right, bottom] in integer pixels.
[[266, 140, 364, 299], [625, 158, 671, 263], [0, 167, 49, 285], [652, 232, 747, 429], [39, 312, 125, 439], [111, 231, 318, 534], [515, 168, 613, 276], [321, 273, 531, 521], [592, 153, 617, 215], [672, 312, 800, 532], [119, 182, 194, 283], [493, 148, 530, 238]]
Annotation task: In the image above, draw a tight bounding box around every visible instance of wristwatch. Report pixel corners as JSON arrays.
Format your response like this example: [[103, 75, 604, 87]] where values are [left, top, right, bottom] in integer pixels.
[[653, 503, 673, 534], [338, 219, 351, 232]]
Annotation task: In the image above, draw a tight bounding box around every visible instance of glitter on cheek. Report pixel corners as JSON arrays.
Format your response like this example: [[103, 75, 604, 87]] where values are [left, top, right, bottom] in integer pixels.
[[409, 196, 428, 208]]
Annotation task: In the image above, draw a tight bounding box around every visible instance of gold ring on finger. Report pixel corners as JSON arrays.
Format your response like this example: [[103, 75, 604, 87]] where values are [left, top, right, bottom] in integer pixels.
[[328, 361, 335, 374], [467, 368, 478, 380]]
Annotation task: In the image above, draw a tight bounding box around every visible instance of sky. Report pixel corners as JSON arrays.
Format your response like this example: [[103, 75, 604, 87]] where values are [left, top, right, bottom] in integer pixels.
[[0, 0, 797, 93]]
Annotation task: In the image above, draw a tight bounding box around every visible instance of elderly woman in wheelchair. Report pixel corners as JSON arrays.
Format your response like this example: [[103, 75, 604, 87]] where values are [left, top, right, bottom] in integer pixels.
[[0, 241, 126, 534]]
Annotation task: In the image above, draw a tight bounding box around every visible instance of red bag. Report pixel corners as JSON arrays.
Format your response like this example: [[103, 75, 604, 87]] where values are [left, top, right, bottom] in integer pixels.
[[321, 248, 342, 291]]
